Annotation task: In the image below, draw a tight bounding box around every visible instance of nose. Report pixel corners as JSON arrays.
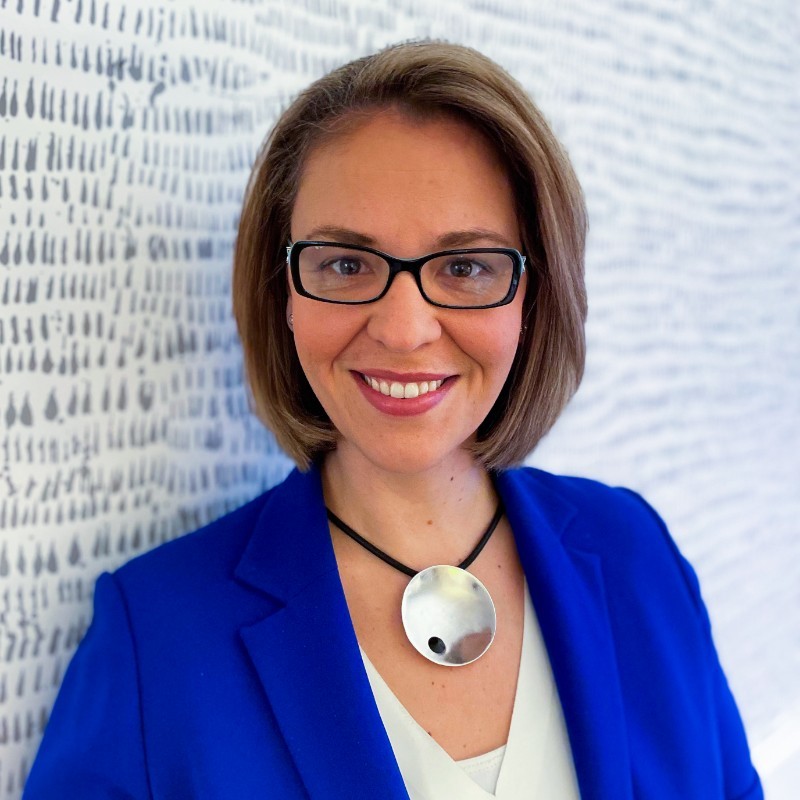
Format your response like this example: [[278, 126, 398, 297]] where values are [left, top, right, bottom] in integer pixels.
[[366, 272, 441, 352]]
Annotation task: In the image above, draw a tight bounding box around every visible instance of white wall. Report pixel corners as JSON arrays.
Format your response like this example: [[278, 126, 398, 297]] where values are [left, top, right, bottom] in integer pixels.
[[0, 1, 797, 796]]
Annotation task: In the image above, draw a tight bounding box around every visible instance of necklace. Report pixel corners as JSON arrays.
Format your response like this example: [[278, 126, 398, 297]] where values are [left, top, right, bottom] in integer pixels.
[[326, 501, 504, 667]]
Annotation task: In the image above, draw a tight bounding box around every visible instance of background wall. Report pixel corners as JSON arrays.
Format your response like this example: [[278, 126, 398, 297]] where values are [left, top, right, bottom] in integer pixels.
[[0, 0, 797, 797]]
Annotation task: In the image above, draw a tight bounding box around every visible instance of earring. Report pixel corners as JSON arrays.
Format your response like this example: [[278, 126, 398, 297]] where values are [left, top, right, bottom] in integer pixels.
[[288, 313, 294, 330]]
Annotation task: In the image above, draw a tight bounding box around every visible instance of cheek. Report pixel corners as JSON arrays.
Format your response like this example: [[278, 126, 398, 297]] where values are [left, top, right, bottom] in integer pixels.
[[490, 340, 521, 389], [478, 314, 522, 369], [291, 305, 359, 378], [293, 330, 334, 382]]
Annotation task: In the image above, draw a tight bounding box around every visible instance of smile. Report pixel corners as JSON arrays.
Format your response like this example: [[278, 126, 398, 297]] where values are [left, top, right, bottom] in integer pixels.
[[360, 373, 445, 399]]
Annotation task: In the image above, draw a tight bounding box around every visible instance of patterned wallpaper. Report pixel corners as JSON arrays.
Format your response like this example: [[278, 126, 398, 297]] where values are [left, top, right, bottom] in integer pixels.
[[0, 1, 798, 797]]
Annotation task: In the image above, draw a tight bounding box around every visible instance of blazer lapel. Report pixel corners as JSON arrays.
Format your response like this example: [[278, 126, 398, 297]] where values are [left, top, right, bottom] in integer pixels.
[[497, 470, 634, 800], [235, 467, 408, 800], [234, 466, 633, 799]]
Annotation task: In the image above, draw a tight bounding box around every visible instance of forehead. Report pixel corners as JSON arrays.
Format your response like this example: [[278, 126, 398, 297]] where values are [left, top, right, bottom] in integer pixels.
[[290, 109, 519, 250]]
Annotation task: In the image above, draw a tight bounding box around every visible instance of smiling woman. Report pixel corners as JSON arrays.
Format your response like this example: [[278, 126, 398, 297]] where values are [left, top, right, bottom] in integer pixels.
[[25, 42, 763, 800], [234, 44, 588, 475], [287, 110, 526, 478]]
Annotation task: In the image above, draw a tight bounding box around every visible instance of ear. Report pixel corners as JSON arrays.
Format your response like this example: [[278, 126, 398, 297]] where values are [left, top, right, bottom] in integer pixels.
[[286, 295, 294, 331]]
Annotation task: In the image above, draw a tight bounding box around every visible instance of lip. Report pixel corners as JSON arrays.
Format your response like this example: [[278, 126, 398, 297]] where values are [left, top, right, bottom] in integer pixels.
[[357, 369, 451, 383], [352, 370, 455, 417]]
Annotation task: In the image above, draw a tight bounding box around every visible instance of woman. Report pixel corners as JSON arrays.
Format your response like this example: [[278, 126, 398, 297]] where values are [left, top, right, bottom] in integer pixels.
[[25, 42, 762, 799]]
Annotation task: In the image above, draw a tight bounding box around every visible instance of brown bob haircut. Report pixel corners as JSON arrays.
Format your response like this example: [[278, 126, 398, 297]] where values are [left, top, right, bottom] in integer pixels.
[[233, 40, 587, 471]]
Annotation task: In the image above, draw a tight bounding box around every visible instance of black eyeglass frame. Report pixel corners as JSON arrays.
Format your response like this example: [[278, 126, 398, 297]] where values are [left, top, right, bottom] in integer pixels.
[[286, 240, 527, 310]]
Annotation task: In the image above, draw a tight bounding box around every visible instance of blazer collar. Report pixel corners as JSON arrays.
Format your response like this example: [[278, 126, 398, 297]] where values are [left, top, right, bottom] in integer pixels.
[[234, 466, 409, 799], [234, 466, 632, 800], [234, 466, 338, 603], [497, 470, 633, 800]]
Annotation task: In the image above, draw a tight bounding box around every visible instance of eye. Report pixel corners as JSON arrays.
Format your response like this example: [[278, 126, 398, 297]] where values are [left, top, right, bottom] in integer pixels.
[[322, 256, 365, 276], [446, 258, 491, 278]]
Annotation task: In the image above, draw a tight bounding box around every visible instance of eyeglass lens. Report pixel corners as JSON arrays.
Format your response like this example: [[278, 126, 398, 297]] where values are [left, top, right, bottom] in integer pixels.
[[296, 245, 516, 307]]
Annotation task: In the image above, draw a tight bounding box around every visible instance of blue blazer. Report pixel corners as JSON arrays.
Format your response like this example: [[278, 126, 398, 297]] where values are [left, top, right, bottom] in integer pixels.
[[25, 467, 762, 799]]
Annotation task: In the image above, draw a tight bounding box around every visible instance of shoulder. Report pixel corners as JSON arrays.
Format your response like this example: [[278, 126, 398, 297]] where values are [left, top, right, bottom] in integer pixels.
[[500, 465, 669, 540], [501, 466, 704, 613], [111, 475, 282, 598], [502, 465, 657, 518]]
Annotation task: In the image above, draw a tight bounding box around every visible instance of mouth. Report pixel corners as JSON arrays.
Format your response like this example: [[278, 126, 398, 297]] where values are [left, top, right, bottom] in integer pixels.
[[358, 372, 449, 400]]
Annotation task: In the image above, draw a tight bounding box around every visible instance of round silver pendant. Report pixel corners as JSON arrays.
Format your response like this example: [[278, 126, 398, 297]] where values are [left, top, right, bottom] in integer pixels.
[[401, 565, 496, 667]]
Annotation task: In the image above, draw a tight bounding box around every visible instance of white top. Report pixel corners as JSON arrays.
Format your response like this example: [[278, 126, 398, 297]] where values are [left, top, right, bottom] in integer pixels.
[[456, 744, 507, 793], [360, 581, 581, 799]]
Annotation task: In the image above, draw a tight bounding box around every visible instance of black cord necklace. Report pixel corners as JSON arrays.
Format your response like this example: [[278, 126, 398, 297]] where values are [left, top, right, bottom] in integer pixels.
[[326, 501, 504, 667]]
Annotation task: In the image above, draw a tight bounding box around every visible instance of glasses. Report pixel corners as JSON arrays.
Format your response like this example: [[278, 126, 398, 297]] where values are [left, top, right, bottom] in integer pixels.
[[287, 241, 526, 309]]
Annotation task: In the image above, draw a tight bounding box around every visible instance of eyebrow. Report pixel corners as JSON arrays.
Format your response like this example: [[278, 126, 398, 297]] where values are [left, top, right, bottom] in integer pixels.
[[301, 226, 516, 250]]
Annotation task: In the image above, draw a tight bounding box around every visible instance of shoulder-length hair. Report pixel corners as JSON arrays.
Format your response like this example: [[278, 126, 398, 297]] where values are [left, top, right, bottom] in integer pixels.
[[233, 40, 587, 470]]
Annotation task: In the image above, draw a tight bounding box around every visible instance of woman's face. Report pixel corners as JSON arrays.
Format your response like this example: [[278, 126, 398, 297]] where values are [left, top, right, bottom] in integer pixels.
[[288, 109, 526, 476]]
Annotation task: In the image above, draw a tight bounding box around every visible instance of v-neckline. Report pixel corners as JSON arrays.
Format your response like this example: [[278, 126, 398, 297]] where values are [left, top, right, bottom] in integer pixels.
[[359, 580, 574, 799]]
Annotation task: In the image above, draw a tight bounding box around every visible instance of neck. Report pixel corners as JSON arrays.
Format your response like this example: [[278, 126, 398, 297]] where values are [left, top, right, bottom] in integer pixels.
[[321, 447, 499, 570]]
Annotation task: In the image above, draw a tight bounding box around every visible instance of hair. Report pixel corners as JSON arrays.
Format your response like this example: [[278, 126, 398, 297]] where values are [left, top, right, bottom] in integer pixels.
[[232, 40, 587, 471]]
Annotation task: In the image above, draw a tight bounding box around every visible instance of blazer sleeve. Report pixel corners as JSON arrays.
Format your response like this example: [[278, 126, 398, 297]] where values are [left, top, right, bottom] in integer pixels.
[[621, 488, 764, 800], [675, 549, 764, 800], [24, 572, 152, 800]]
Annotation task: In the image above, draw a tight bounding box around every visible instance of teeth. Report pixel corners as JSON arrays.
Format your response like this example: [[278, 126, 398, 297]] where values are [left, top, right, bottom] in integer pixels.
[[362, 374, 444, 398]]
